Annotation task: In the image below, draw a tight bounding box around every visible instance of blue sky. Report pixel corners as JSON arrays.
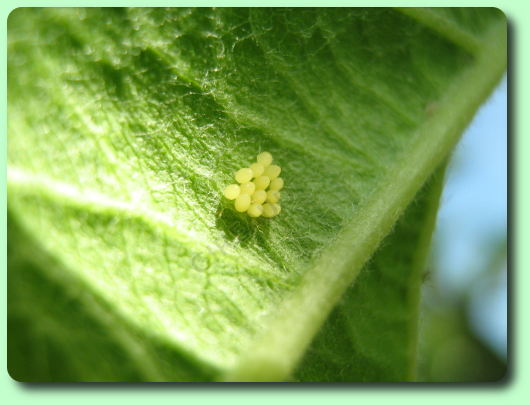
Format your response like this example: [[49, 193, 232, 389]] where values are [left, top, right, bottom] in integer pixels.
[[432, 75, 507, 358]]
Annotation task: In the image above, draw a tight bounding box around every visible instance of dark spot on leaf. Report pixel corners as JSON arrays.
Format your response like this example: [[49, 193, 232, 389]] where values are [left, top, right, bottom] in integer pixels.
[[215, 201, 270, 249]]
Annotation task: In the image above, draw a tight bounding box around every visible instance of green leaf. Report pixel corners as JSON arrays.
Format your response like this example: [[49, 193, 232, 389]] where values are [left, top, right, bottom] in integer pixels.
[[294, 166, 446, 382], [7, 213, 216, 382], [7, 8, 506, 381]]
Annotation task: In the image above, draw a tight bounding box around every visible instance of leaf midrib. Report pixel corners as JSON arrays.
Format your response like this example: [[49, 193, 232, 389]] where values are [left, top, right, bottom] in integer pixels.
[[7, 9, 506, 380], [223, 19, 506, 382], [396, 7, 483, 54]]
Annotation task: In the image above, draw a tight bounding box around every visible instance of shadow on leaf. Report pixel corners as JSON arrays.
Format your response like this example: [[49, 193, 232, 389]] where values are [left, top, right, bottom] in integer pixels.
[[215, 201, 270, 250]]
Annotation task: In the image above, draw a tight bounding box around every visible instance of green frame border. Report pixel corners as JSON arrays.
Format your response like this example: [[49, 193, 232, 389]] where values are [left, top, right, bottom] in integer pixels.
[[2, 1, 524, 401]]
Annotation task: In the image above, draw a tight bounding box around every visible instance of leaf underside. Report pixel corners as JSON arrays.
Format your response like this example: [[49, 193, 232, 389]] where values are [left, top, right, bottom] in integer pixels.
[[293, 166, 446, 382], [7, 7, 506, 381]]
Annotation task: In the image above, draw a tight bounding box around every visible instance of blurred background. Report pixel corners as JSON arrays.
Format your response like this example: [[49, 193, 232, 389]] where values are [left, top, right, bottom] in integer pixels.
[[418, 75, 508, 382]]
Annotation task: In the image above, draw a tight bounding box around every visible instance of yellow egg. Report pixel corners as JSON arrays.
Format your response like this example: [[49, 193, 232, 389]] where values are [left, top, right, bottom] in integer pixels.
[[264, 164, 281, 180], [247, 203, 263, 218], [264, 203, 281, 217], [250, 162, 265, 178], [251, 190, 267, 205], [223, 184, 240, 200], [266, 190, 280, 203], [235, 168, 253, 184], [269, 177, 284, 191], [240, 182, 256, 195], [257, 151, 273, 167], [262, 203, 278, 218], [253, 175, 271, 190], [235, 194, 251, 212], [226, 153, 283, 218]]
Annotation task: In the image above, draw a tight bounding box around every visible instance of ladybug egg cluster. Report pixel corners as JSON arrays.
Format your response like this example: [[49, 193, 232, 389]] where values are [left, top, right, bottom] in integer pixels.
[[223, 152, 283, 218]]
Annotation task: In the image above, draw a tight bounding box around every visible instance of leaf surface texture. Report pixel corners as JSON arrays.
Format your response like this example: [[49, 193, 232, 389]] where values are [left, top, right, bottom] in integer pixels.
[[7, 7, 506, 381]]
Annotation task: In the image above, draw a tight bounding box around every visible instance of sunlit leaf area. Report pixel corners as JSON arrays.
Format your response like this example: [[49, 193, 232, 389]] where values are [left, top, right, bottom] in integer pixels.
[[7, 7, 507, 382]]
